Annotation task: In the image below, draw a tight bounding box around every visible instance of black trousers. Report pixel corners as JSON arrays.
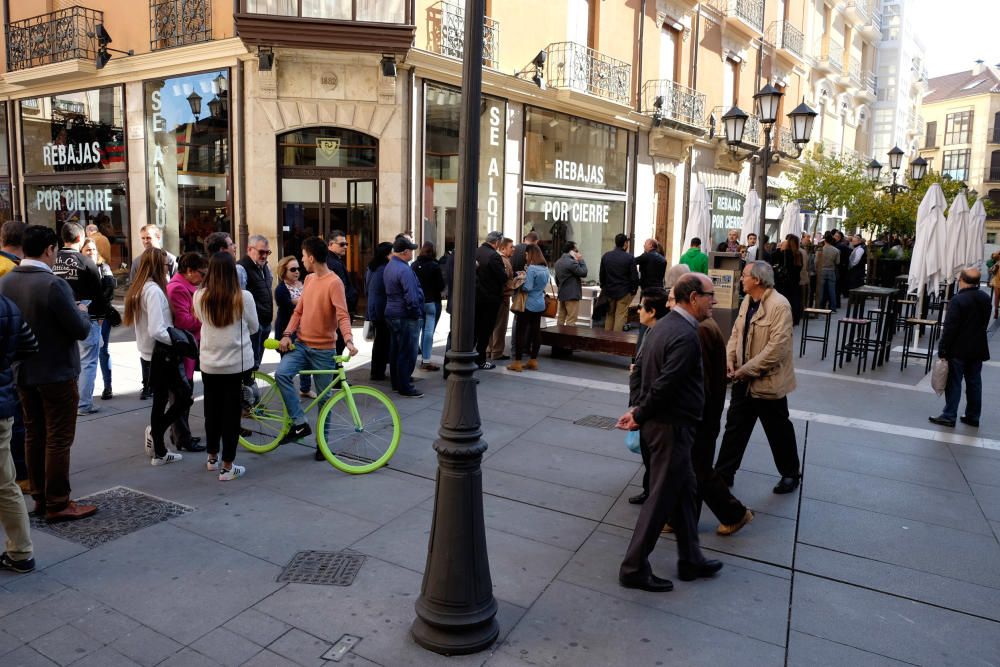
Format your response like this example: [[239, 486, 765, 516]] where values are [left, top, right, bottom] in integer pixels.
[[620, 421, 704, 578], [638, 433, 651, 495], [693, 405, 747, 525], [370, 320, 390, 380], [714, 382, 801, 486], [149, 350, 193, 457], [513, 310, 542, 361], [202, 372, 242, 464], [475, 297, 501, 365], [140, 357, 151, 392]]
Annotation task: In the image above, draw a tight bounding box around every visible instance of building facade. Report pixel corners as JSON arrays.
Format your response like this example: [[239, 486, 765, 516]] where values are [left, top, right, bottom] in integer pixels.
[[870, 0, 926, 162], [0, 0, 882, 293], [917, 62, 1000, 242]]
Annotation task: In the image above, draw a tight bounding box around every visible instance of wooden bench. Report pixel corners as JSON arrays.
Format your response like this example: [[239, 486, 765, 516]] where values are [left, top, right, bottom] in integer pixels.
[[539, 325, 638, 358]]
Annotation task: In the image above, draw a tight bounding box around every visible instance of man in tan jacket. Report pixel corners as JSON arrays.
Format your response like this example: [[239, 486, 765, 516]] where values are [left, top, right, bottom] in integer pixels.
[[714, 261, 802, 494]]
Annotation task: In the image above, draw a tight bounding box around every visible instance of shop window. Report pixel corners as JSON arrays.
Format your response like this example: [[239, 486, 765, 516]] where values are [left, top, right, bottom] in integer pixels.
[[145, 70, 231, 255], [522, 193, 624, 267], [279, 126, 377, 169], [25, 183, 129, 270], [941, 149, 970, 182], [422, 82, 506, 252], [20, 87, 125, 175]]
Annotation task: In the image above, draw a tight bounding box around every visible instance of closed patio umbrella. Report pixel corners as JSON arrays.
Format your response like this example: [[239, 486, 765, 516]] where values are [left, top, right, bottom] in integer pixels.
[[968, 198, 987, 270], [944, 191, 970, 283], [740, 190, 761, 244], [908, 183, 948, 300], [779, 200, 802, 240], [683, 182, 712, 250]]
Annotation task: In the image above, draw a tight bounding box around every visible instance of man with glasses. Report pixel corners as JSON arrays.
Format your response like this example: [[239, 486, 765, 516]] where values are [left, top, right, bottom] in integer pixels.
[[617, 273, 723, 592], [327, 231, 357, 355], [714, 260, 802, 495], [238, 235, 274, 370], [205, 231, 247, 289]]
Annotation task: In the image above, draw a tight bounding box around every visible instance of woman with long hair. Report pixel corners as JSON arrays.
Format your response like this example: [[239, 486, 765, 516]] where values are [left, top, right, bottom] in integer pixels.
[[123, 248, 184, 466], [773, 234, 804, 324], [81, 238, 116, 400], [412, 241, 444, 371], [508, 245, 550, 372], [194, 252, 259, 481], [365, 241, 394, 381], [274, 254, 312, 397]]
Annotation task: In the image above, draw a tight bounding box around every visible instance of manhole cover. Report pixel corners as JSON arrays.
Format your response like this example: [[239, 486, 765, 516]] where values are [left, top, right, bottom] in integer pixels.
[[30, 486, 193, 549], [278, 550, 365, 586], [573, 415, 619, 430]]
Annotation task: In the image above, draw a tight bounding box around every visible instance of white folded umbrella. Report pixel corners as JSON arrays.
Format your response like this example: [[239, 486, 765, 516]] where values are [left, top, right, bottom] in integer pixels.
[[683, 182, 712, 250], [968, 198, 987, 270], [740, 190, 761, 244], [908, 184, 947, 298], [944, 192, 970, 283], [779, 200, 802, 241]]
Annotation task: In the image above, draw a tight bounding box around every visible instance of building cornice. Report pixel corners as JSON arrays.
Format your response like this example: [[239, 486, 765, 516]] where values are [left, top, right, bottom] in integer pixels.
[[0, 38, 248, 98]]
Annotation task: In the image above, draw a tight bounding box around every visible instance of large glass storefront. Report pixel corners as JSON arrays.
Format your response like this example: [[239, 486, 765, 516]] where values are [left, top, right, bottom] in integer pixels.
[[422, 82, 506, 253], [20, 86, 129, 270], [145, 70, 231, 255], [522, 107, 629, 268]]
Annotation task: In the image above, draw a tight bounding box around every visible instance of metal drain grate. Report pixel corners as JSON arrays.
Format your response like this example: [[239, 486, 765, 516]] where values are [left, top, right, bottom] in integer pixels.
[[30, 486, 193, 549], [278, 550, 366, 586], [573, 415, 620, 430]]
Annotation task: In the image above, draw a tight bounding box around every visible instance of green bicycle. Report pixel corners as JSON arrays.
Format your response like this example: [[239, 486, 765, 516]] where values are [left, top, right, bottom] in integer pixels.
[[238, 340, 401, 474]]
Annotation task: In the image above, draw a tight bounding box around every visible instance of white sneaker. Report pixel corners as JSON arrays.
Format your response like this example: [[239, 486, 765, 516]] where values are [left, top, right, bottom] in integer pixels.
[[206, 456, 219, 472], [218, 464, 245, 481], [144, 426, 153, 458], [150, 452, 183, 466]]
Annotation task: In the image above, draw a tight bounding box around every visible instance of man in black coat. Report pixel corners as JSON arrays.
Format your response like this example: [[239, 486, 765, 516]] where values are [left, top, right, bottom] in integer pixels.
[[326, 230, 358, 315], [617, 273, 723, 592], [511, 231, 538, 274], [237, 235, 274, 370], [475, 231, 507, 369], [929, 268, 991, 428], [599, 233, 639, 331], [635, 239, 667, 290]]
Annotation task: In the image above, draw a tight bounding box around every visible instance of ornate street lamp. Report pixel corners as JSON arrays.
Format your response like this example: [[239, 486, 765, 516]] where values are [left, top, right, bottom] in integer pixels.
[[411, 0, 499, 656], [214, 72, 227, 95], [866, 159, 883, 183], [910, 156, 928, 181], [187, 91, 202, 118], [721, 87, 817, 240], [869, 146, 926, 202]]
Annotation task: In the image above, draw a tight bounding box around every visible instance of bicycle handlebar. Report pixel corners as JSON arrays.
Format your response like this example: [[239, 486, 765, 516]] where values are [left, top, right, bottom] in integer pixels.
[[263, 338, 351, 365]]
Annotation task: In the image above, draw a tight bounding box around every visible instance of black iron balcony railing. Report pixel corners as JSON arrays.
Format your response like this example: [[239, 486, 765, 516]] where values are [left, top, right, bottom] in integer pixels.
[[819, 41, 844, 73], [777, 126, 796, 155], [439, 1, 498, 69], [151, 0, 212, 50], [849, 57, 863, 85], [6, 6, 102, 71], [779, 21, 803, 56], [987, 167, 1000, 183], [712, 0, 764, 32], [710, 105, 761, 147], [243, 0, 410, 23], [865, 72, 877, 95], [540, 42, 631, 106], [642, 79, 706, 129]]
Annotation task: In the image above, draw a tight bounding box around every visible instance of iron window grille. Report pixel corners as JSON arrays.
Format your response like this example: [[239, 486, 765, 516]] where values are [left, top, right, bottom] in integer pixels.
[[539, 42, 632, 106], [6, 6, 102, 71], [642, 79, 706, 129], [150, 0, 212, 50], [439, 1, 499, 70]]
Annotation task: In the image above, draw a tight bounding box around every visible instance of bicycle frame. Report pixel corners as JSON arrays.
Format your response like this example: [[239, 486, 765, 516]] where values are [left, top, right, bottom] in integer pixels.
[[297, 355, 363, 429]]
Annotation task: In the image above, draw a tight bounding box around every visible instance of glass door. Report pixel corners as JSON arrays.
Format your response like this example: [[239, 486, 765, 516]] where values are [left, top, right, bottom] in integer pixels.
[[280, 177, 322, 260]]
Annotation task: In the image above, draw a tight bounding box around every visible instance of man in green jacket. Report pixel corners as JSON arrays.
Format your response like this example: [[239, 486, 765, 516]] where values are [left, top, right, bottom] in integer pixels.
[[679, 238, 709, 274]]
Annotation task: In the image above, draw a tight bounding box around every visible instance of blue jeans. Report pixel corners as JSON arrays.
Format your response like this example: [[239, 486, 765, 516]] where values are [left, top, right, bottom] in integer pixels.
[[820, 270, 838, 311], [99, 318, 112, 390], [77, 320, 102, 411], [275, 342, 337, 426], [388, 317, 420, 394], [419, 302, 439, 362], [941, 358, 982, 422]]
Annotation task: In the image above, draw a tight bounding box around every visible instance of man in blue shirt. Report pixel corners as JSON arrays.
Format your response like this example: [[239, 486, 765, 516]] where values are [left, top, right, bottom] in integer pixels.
[[382, 237, 424, 398]]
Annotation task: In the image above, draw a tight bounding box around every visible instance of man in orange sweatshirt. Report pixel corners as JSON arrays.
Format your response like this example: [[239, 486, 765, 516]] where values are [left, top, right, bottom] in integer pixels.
[[276, 237, 357, 457]]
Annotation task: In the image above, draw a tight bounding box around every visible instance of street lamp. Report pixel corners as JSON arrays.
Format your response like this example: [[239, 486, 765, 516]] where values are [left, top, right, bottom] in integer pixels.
[[721, 87, 817, 240], [186, 91, 202, 119], [411, 0, 499, 656], [868, 146, 926, 201]]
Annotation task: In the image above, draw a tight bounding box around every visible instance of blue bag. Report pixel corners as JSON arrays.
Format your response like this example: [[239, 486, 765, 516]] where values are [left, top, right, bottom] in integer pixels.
[[625, 429, 640, 454]]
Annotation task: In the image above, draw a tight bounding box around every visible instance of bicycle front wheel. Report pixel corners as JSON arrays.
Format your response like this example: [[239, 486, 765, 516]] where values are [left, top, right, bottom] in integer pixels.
[[239, 372, 290, 454], [317, 385, 400, 474]]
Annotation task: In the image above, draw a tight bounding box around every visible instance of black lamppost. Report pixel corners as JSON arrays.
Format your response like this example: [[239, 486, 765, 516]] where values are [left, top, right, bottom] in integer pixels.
[[186, 91, 202, 119], [721, 85, 817, 240], [866, 147, 927, 201], [411, 0, 499, 656]]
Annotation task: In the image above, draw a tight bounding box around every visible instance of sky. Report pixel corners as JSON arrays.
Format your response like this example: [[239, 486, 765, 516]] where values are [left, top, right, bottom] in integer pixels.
[[909, 0, 995, 77]]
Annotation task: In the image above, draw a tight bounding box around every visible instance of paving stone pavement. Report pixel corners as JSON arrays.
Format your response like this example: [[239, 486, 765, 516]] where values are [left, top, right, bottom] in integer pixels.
[[1, 313, 999, 666]]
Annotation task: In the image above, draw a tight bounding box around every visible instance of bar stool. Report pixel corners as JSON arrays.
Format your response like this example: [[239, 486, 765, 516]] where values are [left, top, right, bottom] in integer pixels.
[[899, 318, 941, 373], [800, 307, 834, 359], [833, 317, 873, 374], [895, 298, 918, 330]]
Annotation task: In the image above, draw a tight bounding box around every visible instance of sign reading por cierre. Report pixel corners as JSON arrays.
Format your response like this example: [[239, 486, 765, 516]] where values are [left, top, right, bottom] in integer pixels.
[[34, 186, 114, 212], [707, 187, 746, 246]]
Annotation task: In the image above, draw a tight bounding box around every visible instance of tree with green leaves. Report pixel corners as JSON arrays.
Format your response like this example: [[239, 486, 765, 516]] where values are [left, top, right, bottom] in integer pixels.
[[783, 146, 871, 232]]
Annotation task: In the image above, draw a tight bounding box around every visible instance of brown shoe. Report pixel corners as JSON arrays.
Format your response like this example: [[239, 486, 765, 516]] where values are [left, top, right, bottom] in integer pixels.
[[45, 501, 98, 523], [661, 523, 673, 534], [507, 361, 523, 372], [717, 509, 754, 536], [525, 359, 538, 370]]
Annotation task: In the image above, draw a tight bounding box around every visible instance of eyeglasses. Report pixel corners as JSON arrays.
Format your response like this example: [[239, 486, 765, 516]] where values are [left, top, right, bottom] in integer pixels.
[[256, 249, 272, 256], [696, 290, 716, 297], [337, 242, 349, 248], [288, 267, 300, 272]]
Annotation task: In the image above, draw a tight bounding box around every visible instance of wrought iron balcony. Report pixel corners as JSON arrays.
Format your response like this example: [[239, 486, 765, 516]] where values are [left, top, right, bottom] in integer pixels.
[[710, 0, 765, 32], [865, 72, 877, 95], [986, 167, 1000, 183], [776, 21, 803, 57], [642, 80, 707, 132], [710, 106, 761, 147], [776, 126, 796, 155], [989, 126, 1000, 144], [6, 6, 101, 71], [817, 42, 843, 73], [848, 57, 863, 86], [538, 42, 631, 106], [437, 1, 499, 69], [151, 0, 212, 50]]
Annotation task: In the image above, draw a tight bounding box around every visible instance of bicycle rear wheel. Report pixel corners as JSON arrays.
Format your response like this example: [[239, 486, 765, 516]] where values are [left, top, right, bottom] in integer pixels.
[[317, 385, 400, 473], [239, 372, 289, 454]]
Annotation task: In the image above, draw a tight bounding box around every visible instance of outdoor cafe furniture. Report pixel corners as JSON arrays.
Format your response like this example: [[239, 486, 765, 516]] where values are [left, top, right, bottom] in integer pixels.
[[800, 307, 834, 360], [833, 316, 873, 375], [847, 285, 898, 368], [899, 317, 941, 373]]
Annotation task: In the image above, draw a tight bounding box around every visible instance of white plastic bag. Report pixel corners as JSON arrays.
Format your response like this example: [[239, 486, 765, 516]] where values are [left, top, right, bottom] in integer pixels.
[[931, 358, 949, 396]]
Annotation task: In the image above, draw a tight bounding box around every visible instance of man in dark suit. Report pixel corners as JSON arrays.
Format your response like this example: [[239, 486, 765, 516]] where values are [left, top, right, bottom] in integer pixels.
[[326, 230, 357, 355], [635, 239, 667, 290], [238, 235, 274, 370], [474, 231, 507, 369], [599, 233, 639, 331], [930, 268, 990, 428], [617, 273, 723, 592], [511, 231, 539, 274]]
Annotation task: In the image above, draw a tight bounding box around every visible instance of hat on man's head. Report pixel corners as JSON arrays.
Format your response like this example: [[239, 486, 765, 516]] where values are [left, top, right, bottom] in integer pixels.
[[392, 237, 418, 253]]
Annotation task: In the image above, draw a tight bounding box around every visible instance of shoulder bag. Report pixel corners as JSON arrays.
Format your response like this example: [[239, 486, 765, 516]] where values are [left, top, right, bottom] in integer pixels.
[[543, 277, 558, 318], [510, 289, 527, 313]]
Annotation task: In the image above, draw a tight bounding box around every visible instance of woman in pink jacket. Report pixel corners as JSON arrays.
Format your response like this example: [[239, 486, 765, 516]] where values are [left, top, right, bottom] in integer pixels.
[[166, 252, 208, 452]]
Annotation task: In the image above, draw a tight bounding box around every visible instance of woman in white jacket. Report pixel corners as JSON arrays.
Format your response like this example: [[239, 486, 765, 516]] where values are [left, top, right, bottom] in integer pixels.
[[123, 248, 184, 466], [193, 252, 259, 480]]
